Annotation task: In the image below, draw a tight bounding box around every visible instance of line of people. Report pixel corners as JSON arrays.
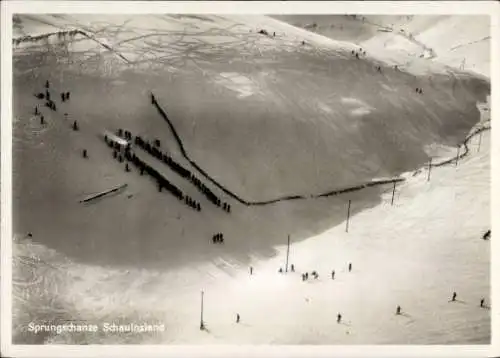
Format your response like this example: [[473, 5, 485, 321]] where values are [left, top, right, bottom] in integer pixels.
[[133, 132, 232, 214]]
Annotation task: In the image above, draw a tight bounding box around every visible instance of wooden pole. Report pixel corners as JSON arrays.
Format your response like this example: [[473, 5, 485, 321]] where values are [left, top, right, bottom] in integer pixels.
[[455, 145, 460, 166], [391, 181, 396, 206], [285, 235, 290, 273], [200, 290, 204, 330], [345, 200, 352, 233], [478, 132, 482, 153], [427, 158, 432, 182]]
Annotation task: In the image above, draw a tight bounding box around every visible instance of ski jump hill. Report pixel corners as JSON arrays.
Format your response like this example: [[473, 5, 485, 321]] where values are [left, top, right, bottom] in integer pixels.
[[11, 14, 491, 345]]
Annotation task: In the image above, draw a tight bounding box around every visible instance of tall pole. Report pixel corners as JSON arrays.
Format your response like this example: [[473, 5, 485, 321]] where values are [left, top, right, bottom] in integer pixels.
[[427, 158, 432, 182], [391, 181, 396, 206], [200, 290, 204, 330], [478, 132, 483, 153], [285, 235, 290, 273], [455, 145, 460, 166], [345, 200, 352, 233]]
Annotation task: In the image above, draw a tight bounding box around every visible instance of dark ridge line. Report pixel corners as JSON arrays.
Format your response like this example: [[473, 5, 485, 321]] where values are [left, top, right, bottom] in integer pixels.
[[150, 92, 404, 206]]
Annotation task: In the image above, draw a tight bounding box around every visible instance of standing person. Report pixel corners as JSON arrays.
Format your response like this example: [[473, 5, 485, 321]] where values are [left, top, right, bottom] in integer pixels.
[[396, 306, 401, 315], [480, 298, 485, 308], [348, 263, 352, 272], [61, 92, 65, 102], [451, 292, 457, 302], [291, 264, 295, 272], [66, 91, 70, 100], [331, 270, 335, 280], [236, 313, 240, 323], [45, 80, 49, 89], [34, 106, 38, 115], [279, 267, 283, 274], [250, 266, 253, 275], [337, 313, 342, 324]]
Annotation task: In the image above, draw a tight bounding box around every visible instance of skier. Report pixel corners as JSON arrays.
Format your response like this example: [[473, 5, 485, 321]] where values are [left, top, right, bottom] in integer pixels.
[[236, 313, 240, 323], [61, 92, 65, 102], [72, 120, 79, 131], [40, 115, 45, 125], [337, 313, 342, 323], [291, 264, 295, 272], [82, 149, 88, 158], [451, 292, 457, 302], [331, 270, 335, 280], [45, 80, 49, 89], [348, 263, 352, 272], [34, 106, 39, 115], [396, 305, 401, 315], [66, 91, 70, 100], [480, 298, 485, 308], [279, 267, 283, 273], [250, 266, 253, 275], [125, 163, 130, 172]]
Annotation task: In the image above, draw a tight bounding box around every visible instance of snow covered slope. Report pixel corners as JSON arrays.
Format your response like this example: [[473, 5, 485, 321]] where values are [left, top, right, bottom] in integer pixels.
[[11, 14, 490, 344]]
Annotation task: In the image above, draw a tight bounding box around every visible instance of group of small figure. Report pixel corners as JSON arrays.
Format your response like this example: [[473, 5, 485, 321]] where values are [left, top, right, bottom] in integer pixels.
[[351, 48, 366, 59], [184, 195, 201, 211], [60, 91, 71, 102], [33, 106, 45, 125], [415, 87, 423, 94], [212, 233, 224, 244], [133, 131, 231, 214], [450, 291, 488, 308]]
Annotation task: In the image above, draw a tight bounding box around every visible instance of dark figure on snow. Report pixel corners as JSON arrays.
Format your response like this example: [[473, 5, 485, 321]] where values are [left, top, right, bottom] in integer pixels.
[[451, 292, 457, 302], [125, 163, 130, 172], [348, 263, 352, 272], [45, 80, 50, 89], [250, 266, 253, 275], [302, 273, 306, 281], [34, 106, 39, 115], [396, 305, 401, 315], [302, 40, 306, 46], [27, 232, 33, 238], [351, 50, 355, 55], [212, 235, 217, 244], [82, 149, 88, 158], [337, 313, 342, 323], [279, 267, 283, 273], [416, 88, 419, 93], [419, 88, 423, 94], [483, 230, 490, 240], [66, 92, 70, 100], [331, 270, 335, 280], [273, 32, 276, 37], [61, 93, 66, 102], [40, 116, 45, 125], [291, 264, 295, 272], [46, 91, 51, 101], [480, 298, 485, 308], [236, 314, 240, 323], [35, 92, 45, 100], [355, 53, 359, 59], [72, 121, 79, 131], [305, 272, 309, 280]]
